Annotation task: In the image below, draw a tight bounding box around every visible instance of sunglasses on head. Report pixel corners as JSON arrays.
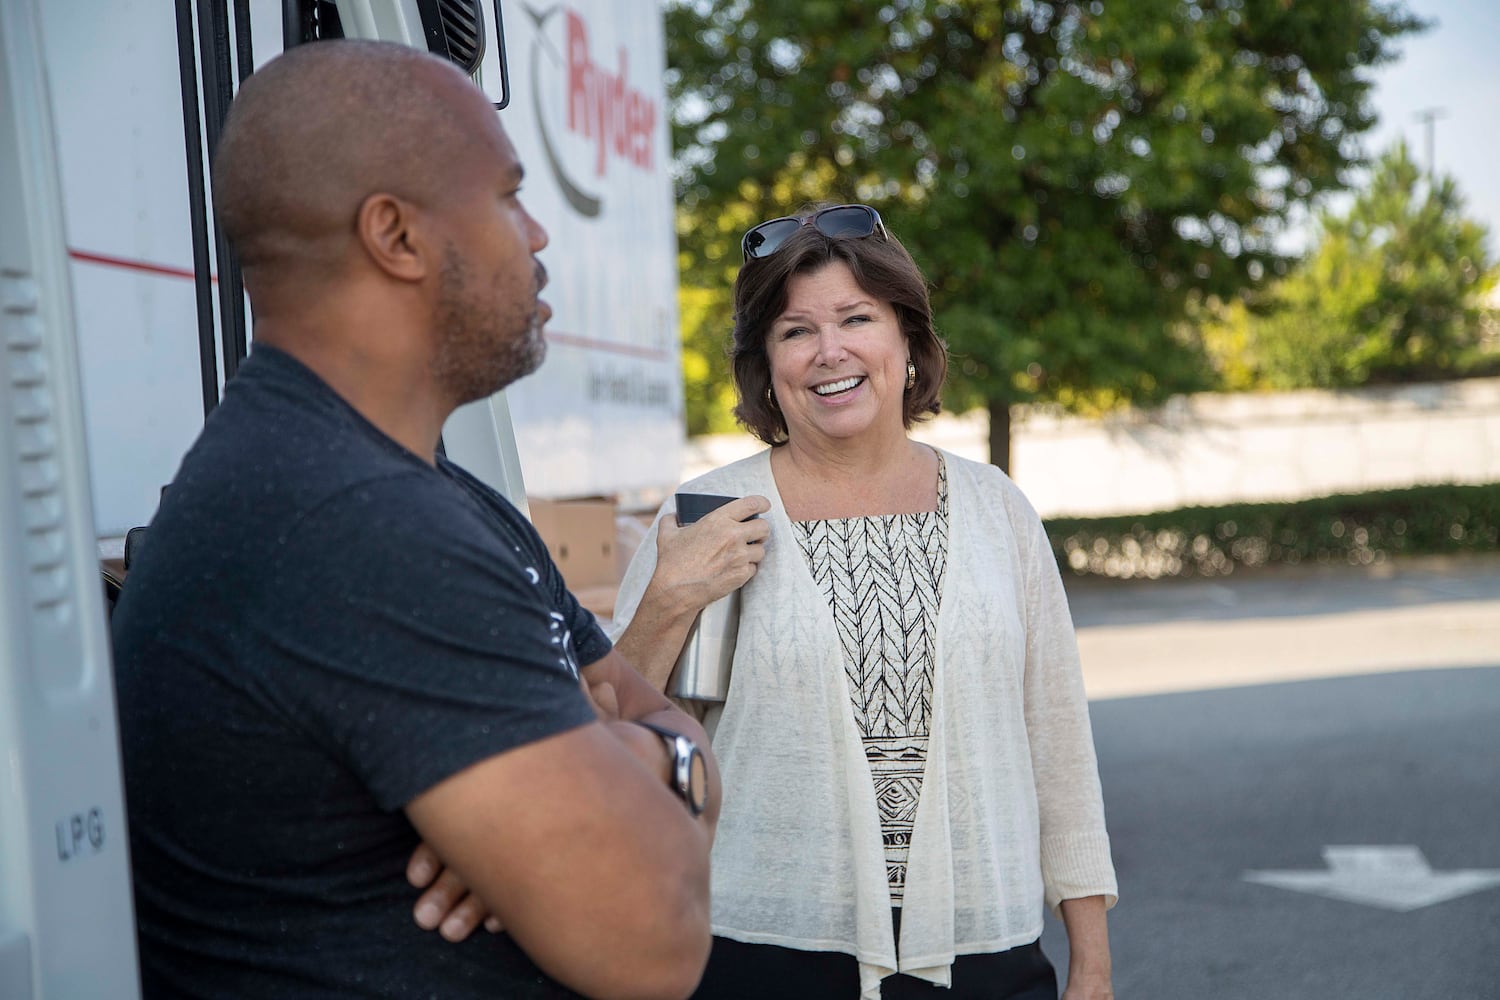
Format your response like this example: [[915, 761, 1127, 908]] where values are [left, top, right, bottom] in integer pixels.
[[741, 204, 888, 261]]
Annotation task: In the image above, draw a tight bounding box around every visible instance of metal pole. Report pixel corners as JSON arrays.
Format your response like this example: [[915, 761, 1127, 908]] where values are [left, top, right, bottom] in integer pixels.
[[196, 0, 248, 377], [174, 0, 220, 418], [282, 0, 303, 48], [1413, 107, 1447, 178], [232, 0, 254, 83]]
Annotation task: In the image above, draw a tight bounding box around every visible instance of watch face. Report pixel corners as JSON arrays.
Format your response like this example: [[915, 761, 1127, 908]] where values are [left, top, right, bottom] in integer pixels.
[[687, 747, 709, 815]]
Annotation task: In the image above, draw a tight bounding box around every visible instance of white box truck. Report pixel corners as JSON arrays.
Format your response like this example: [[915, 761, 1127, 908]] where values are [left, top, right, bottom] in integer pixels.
[[0, 2, 684, 995]]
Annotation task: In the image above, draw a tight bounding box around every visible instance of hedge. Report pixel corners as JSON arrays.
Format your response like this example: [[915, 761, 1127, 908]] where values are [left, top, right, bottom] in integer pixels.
[[1045, 483, 1500, 580]]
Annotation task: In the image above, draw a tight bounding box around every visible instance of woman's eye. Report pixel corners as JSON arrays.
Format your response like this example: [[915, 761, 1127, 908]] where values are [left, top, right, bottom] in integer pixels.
[[845, 315, 871, 325], [780, 327, 808, 339]]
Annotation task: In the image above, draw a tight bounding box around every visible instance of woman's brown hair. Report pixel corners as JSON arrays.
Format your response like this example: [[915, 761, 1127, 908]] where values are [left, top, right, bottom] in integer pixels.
[[728, 220, 948, 446]]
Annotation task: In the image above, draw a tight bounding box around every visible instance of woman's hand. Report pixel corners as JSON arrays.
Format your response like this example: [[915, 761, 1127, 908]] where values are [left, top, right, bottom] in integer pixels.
[[613, 495, 771, 689], [1061, 969, 1114, 1000], [651, 495, 771, 616], [407, 841, 501, 941]]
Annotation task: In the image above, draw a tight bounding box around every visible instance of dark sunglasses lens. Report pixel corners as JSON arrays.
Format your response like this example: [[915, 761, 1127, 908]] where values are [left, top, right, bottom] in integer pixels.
[[814, 207, 877, 239], [743, 218, 802, 259]]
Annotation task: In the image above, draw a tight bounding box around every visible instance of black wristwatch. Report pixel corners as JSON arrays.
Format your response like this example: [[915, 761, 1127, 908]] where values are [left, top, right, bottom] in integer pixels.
[[634, 721, 708, 817]]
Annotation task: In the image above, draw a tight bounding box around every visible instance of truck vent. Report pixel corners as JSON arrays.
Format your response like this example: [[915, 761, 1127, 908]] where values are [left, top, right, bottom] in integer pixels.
[[2, 271, 72, 628], [436, 0, 483, 74]]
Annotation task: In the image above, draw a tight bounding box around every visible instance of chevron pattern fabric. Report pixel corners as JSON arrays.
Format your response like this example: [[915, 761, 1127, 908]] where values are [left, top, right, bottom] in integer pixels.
[[792, 456, 949, 904]]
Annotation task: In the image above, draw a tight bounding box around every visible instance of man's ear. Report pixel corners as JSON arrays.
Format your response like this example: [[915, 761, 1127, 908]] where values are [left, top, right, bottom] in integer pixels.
[[355, 192, 429, 282]]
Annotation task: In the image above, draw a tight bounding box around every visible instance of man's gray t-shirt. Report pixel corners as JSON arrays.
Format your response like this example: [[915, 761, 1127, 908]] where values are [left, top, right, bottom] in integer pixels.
[[113, 345, 606, 998]]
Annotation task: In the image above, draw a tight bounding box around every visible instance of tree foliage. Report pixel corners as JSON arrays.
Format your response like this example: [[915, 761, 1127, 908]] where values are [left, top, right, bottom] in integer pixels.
[[666, 0, 1424, 462], [679, 281, 741, 434], [1203, 142, 1498, 389]]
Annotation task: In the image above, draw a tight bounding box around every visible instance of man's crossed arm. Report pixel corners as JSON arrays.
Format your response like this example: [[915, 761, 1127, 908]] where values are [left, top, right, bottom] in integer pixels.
[[402, 649, 720, 1000]]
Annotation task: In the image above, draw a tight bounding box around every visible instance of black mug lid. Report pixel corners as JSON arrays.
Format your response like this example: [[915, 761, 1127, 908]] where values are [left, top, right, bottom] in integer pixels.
[[674, 492, 740, 525]]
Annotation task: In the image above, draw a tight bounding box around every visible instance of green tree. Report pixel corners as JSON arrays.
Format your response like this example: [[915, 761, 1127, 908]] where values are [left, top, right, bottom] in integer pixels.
[[1203, 142, 1498, 388], [680, 281, 741, 434], [667, 0, 1423, 468]]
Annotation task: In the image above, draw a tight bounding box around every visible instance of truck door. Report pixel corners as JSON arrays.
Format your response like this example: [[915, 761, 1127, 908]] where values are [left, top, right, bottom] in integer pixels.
[[0, 1, 142, 996]]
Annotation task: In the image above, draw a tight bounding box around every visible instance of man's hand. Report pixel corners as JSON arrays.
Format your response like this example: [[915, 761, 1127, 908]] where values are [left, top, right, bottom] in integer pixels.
[[402, 695, 666, 945], [404, 708, 714, 998], [579, 674, 691, 796], [406, 657, 714, 949], [406, 674, 619, 945], [407, 841, 501, 941], [579, 674, 619, 722]]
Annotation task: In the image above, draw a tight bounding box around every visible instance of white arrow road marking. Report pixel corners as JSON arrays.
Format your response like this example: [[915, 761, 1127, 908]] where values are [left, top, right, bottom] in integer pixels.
[[1244, 846, 1500, 912]]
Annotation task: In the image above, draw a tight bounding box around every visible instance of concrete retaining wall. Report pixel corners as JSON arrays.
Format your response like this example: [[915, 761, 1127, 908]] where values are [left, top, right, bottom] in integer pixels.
[[682, 378, 1500, 519]]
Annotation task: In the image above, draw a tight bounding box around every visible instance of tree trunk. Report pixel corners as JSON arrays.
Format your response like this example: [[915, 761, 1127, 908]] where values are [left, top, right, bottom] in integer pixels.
[[987, 397, 1012, 475]]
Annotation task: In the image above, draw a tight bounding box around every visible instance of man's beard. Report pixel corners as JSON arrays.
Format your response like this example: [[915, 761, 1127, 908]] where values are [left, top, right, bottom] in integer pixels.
[[430, 246, 546, 405]]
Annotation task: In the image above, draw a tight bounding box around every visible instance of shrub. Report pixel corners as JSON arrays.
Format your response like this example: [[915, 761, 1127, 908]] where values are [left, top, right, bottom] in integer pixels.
[[1046, 483, 1500, 580]]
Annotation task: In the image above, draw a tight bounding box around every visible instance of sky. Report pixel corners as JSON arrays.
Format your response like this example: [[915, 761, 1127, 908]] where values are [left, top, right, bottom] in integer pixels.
[[1338, 0, 1500, 255]]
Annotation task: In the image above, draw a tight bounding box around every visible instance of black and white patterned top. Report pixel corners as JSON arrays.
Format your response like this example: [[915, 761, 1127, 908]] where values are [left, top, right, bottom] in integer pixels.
[[790, 454, 948, 905]]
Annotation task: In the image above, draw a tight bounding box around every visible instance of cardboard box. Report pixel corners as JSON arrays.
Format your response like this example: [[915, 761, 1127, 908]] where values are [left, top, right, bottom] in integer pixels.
[[527, 497, 618, 591]]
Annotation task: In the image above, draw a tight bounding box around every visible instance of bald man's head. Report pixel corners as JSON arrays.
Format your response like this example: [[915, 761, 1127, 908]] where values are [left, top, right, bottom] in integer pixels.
[[213, 40, 487, 279]]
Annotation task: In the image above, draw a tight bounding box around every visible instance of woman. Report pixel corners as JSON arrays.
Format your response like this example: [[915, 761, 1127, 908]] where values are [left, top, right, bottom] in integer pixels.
[[610, 205, 1117, 1000]]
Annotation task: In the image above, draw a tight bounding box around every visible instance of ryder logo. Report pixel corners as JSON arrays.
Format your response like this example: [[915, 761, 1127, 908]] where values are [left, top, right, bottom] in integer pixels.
[[566, 11, 656, 177], [523, 3, 660, 218]]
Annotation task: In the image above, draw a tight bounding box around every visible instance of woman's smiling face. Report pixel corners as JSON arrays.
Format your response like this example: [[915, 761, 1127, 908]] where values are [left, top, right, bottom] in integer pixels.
[[764, 261, 909, 449]]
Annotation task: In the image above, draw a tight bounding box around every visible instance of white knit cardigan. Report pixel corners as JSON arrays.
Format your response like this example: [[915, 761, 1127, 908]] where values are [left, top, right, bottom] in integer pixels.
[[609, 448, 1117, 998]]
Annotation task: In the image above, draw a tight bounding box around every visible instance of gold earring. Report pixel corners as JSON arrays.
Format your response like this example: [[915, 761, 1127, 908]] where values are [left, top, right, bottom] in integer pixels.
[[765, 386, 776, 407], [905, 360, 917, 390]]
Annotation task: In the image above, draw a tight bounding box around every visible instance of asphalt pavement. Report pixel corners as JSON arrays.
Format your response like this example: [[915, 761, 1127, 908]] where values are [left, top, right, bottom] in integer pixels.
[[1041, 554, 1500, 998], [1065, 553, 1500, 700]]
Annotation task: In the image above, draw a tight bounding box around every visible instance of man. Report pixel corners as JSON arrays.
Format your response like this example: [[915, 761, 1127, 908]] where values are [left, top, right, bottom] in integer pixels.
[[112, 40, 719, 999]]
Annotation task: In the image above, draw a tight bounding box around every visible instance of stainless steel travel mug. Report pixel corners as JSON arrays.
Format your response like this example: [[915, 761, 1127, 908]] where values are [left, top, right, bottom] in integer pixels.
[[666, 493, 742, 702]]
